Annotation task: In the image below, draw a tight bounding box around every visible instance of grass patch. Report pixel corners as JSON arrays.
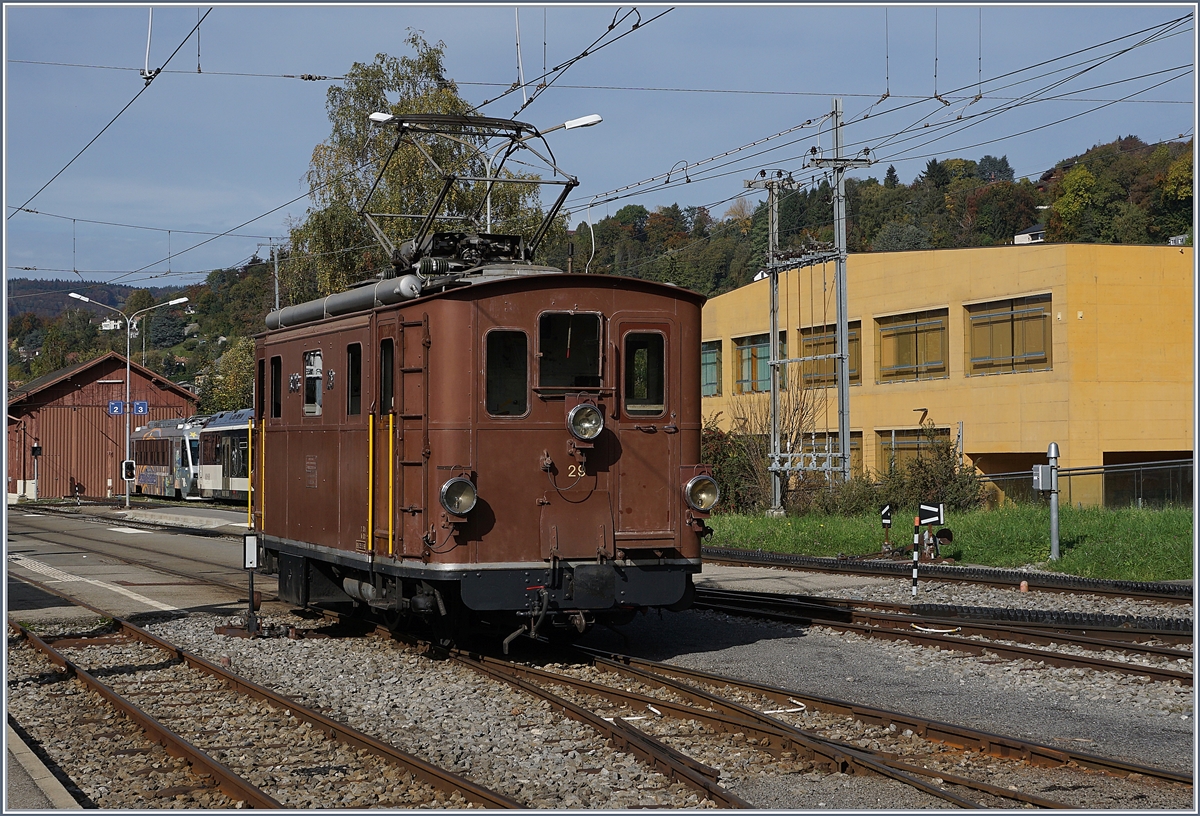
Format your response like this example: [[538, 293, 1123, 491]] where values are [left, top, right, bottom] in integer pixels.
[[707, 505, 1194, 582]]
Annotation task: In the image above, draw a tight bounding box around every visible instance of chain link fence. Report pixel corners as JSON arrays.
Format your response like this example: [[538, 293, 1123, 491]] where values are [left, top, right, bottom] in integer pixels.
[[981, 459, 1193, 509]]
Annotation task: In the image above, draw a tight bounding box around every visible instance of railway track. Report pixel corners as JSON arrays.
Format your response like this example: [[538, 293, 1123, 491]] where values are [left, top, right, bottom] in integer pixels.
[[694, 587, 1193, 685], [568, 647, 1194, 803], [703, 546, 1194, 604], [7, 581, 518, 809], [320, 610, 1193, 809]]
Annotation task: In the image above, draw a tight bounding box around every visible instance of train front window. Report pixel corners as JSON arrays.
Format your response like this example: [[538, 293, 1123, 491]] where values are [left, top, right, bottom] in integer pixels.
[[486, 330, 528, 416], [539, 313, 601, 388], [189, 440, 199, 469], [624, 333, 666, 416], [304, 350, 323, 416]]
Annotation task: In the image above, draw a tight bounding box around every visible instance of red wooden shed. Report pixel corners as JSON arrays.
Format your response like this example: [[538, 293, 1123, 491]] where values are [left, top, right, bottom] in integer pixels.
[[7, 352, 198, 501]]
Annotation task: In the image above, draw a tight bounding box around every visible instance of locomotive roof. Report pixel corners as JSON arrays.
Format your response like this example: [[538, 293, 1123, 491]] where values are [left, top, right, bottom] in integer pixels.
[[260, 269, 706, 335]]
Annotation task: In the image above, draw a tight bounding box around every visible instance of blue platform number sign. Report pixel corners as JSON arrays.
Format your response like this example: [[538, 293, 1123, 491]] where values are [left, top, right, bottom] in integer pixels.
[[132, 401, 149, 415], [107, 400, 124, 416]]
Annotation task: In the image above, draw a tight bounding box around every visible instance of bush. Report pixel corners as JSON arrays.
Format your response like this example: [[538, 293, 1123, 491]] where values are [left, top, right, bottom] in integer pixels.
[[704, 419, 984, 519]]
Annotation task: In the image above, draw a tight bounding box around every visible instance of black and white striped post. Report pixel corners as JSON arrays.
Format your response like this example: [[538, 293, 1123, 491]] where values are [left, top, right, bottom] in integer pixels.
[[911, 516, 920, 597]]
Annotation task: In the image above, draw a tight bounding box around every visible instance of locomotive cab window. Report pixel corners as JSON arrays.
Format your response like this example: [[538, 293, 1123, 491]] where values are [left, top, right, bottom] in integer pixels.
[[486, 330, 528, 416], [623, 332, 666, 416], [304, 350, 323, 416], [270, 356, 282, 418], [539, 312, 601, 388], [379, 339, 395, 413], [346, 343, 362, 415]]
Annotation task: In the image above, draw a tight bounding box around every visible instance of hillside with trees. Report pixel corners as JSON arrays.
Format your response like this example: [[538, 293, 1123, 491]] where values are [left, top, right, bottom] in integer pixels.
[[8, 113, 1190, 410]]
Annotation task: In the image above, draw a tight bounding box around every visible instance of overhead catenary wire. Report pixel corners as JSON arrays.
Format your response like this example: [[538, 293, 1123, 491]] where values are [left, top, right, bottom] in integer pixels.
[[566, 15, 1188, 211], [7, 8, 213, 220]]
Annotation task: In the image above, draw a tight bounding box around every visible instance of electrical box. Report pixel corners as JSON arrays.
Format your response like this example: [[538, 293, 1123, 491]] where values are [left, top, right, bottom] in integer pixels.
[[1032, 464, 1056, 492]]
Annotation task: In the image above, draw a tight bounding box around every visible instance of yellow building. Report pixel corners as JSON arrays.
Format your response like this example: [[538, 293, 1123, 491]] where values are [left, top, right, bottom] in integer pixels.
[[701, 244, 1194, 504]]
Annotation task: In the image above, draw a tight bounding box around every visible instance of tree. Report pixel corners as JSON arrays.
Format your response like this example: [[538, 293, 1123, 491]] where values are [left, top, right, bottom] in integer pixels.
[[123, 289, 155, 316], [197, 336, 256, 413], [884, 165, 900, 188], [976, 155, 1015, 183], [920, 158, 950, 189], [288, 33, 547, 299], [1048, 164, 1096, 241], [965, 181, 1040, 245], [149, 311, 185, 348], [871, 221, 932, 252]]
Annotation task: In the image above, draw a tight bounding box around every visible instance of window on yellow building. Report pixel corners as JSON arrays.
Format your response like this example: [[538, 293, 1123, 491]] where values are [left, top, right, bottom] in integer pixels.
[[876, 310, 948, 384], [800, 322, 861, 386], [877, 427, 951, 473], [701, 341, 722, 397], [966, 295, 1052, 375], [734, 332, 786, 394], [796, 431, 863, 475]]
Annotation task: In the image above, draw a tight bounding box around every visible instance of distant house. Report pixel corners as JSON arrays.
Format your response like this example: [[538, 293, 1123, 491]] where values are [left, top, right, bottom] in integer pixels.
[[100, 318, 124, 332], [1169, 234, 1189, 246], [1013, 224, 1046, 244], [7, 351, 197, 501]]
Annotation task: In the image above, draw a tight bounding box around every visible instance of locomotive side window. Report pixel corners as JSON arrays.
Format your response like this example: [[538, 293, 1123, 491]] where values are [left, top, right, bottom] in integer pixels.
[[486, 330, 528, 416], [256, 359, 265, 419], [347, 343, 362, 416], [539, 313, 601, 388], [304, 350, 323, 416], [623, 333, 666, 416], [379, 339, 395, 413], [270, 356, 282, 418]]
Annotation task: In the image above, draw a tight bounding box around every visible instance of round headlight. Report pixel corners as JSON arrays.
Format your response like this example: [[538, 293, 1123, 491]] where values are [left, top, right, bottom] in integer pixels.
[[439, 477, 477, 515], [567, 403, 604, 441], [685, 475, 720, 512]]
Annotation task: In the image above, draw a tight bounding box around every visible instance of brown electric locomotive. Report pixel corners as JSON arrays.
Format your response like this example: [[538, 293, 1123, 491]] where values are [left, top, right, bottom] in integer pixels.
[[251, 115, 719, 645]]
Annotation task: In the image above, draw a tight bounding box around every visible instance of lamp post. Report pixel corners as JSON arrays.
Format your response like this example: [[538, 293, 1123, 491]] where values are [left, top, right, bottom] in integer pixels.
[[69, 293, 188, 507]]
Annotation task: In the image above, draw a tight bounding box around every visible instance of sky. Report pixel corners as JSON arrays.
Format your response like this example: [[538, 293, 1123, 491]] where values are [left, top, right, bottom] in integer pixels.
[[4, 3, 1195, 293]]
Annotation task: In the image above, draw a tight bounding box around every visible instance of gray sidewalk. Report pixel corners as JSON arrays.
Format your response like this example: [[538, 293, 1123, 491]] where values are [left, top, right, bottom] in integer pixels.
[[6, 724, 80, 810]]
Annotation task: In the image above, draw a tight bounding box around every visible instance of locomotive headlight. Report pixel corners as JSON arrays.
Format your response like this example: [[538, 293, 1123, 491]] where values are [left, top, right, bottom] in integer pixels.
[[567, 403, 604, 441], [684, 475, 720, 512], [440, 477, 477, 516]]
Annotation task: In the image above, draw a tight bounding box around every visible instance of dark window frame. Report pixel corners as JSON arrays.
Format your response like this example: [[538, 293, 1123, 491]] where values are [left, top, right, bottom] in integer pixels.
[[537, 311, 604, 390], [623, 330, 667, 418], [270, 356, 282, 418], [346, 343, 363, 416], [379, 338, 395, 414], [485, 329, 530, 417]]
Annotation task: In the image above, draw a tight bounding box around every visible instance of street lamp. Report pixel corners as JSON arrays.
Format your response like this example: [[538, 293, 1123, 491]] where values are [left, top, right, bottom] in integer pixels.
[[70, 292, 188, 507]]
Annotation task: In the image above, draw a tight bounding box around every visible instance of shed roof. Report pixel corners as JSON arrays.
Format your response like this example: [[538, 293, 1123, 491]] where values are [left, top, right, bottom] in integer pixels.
[[7, 351, 197, 408]]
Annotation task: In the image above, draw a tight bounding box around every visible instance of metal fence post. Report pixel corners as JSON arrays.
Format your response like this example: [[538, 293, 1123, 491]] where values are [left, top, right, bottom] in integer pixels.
[[1048, 442, 1060, 560]]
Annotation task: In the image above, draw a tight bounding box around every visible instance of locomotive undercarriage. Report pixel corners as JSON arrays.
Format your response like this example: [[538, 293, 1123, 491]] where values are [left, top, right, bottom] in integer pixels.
[[263, 537, 698, 648]]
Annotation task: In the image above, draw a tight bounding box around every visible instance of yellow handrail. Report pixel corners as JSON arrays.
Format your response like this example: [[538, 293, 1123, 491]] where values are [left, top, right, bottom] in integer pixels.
[[247, 418, 253, 529], [260, 418, 266, 531], [388, 412, 395, 557], [368, 415, 375, 553]]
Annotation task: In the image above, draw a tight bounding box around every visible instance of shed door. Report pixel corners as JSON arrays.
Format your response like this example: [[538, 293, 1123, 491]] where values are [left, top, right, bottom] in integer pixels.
[[615, 320, 677, 535]]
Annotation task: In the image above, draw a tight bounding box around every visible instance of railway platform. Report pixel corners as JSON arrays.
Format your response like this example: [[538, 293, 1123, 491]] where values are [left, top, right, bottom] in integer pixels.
[[7, 724, 80, 809]]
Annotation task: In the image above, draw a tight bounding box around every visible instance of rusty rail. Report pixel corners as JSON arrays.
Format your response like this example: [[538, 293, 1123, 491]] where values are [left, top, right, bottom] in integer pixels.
[[9, 574, 521, 809], [580, 647, 1194, 787], [695, 588, 1193, 685], [12, 622, 282, 809]]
